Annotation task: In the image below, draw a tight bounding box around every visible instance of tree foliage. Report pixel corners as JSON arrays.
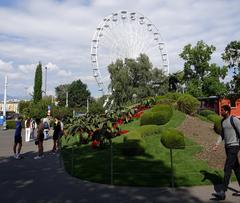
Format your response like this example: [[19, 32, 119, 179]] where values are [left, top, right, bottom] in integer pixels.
[[180, 40, 227, 97], [222, 40, 240, 95], [55, 84, 70, 106], [108, 54, 168, 106], [55, 79, 91, 108], [33, 62, 42, 103]]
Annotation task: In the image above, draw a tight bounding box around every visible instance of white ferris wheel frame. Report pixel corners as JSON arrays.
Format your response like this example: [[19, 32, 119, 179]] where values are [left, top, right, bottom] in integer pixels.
[[90, 10, 170, 96]]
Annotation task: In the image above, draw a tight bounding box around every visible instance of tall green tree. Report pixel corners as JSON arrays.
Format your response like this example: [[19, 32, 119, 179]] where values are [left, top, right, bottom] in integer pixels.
[[33, 62, 42, 103], [55, 84, 70, 106], [222, 40, 240, 95], [55, 79, 90, 108], [180, 41, 227, 97], [108, 53, 167, 106]]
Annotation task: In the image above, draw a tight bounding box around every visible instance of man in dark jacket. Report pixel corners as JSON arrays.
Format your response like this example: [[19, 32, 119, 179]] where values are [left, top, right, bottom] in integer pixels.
[[13, 116, 23, 159]]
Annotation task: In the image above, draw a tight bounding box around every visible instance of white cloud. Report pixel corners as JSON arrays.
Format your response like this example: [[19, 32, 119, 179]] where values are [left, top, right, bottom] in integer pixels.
[[0, 0, 239, 97]]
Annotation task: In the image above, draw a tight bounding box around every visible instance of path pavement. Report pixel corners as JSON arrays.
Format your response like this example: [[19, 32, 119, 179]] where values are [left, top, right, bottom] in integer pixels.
[[0, 129, 239, 203]]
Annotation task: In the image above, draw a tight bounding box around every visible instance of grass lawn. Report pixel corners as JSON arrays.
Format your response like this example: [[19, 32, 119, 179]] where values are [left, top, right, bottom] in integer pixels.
[[61, 110, 223, 187]]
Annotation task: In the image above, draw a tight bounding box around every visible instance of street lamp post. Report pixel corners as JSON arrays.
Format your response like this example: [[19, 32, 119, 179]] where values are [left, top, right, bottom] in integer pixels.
[[3, 76, 8, 130], [44, 66, 47, 96], [65, 91, 68, 107]]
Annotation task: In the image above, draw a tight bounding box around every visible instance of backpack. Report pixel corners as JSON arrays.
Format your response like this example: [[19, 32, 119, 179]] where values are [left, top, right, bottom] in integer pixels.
[[221, 116, 240, 140], [43, 121, 49, 129]]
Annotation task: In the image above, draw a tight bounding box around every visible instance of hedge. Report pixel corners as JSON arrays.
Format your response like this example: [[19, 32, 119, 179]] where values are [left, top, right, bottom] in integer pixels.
[[160, 128, 185, 149], [122, 131, 146, 156]]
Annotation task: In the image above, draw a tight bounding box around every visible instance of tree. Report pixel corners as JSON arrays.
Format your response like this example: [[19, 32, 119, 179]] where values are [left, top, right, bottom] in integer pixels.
[[33, 62, 42, 103], [108, 54, 164, 106], [202, 64, 228, 96], [55, 84, 70, 107], [150, 68, 168, 95], [68, 80, 91, 108], [108, 59, 132, 105], [180, 41, 226, 97], [55, 80, 90, 108], [222, 40, 240, 95]]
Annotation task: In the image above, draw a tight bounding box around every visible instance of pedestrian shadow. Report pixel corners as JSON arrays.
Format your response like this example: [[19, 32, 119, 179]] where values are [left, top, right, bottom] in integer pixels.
[[200, 170, 224, 193]]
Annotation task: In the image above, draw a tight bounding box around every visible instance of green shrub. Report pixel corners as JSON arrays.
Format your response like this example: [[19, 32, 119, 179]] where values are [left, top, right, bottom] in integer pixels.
[[138, 125, 162, 137], [152, 104, 172, 112], [160, 128, 185, 149], [176, 94, 200, 115], [207, 114, 222, 134], [6, 120, 20, 129], [156, 98, 176, 105], [60, 134, 80, 147], [151, 104, 173, 118], [140, 111, 171, 126], [207, 114, 221, 122], [199, 109, 216, 117], [164, 92, 182, 101], [122, 131, 145, 156], [140, 111, 154, 125]]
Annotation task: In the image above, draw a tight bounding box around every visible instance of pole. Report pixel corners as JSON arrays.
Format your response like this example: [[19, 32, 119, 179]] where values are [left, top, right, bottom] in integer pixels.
[[3, 76, 7, 130], [45, 67, 47, 96], [170, 148, 174, 188], [87, 97, 89, 113], [66, 91, 68, 107]]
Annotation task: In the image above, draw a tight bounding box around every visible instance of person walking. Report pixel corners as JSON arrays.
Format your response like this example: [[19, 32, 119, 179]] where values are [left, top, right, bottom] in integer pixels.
[[43, 116, 50, 140], [34, 118, 45, 159], [25, 117, 31, 142], [30, 118, 37, 139], [13, 116, 23, 159], [212, 105, 240, 200], [52, 116, 62, 153]]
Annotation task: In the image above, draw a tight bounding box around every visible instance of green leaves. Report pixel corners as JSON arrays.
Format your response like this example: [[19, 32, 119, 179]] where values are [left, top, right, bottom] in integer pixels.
[[33, 62, 42, 103]]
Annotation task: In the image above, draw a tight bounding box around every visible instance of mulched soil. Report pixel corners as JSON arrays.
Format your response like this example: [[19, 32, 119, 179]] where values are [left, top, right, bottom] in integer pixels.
[[177, 115, 226, 169]]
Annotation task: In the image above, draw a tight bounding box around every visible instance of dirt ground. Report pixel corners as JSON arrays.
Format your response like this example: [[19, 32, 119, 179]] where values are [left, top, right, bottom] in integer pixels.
[[177, 115, 226, 169]]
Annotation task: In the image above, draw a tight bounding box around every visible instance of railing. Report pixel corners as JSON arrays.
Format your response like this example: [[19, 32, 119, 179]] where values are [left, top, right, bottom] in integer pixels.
[[59, 144, 223, 187]]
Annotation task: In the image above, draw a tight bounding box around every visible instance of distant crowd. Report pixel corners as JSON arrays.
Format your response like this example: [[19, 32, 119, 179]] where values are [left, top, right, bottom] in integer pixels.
[[13, 115, 64, 160]]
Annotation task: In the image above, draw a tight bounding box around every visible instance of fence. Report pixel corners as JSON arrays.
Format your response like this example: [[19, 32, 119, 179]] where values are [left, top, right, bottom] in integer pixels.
[[59, 143, 223, 187]]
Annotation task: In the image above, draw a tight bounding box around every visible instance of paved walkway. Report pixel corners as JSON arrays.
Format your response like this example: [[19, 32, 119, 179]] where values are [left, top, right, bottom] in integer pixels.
[[0, 129, 239, 203]]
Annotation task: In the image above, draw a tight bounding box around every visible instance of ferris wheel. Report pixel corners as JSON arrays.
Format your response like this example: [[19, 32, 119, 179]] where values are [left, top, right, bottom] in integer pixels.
[[91, 11, 169, 96]]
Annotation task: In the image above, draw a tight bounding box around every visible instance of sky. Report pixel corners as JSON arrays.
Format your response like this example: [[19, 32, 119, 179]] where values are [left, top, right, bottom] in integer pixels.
[[0, 0, 239, 99]]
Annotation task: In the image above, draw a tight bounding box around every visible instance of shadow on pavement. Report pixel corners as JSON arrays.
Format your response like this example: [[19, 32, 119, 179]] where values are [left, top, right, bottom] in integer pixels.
[[0, 150, 209, 203]]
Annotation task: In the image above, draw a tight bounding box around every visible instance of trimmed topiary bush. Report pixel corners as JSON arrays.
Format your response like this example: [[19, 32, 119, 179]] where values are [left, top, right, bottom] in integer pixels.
[[176, 94, 200, 115], [199, 109, 216, 117], [138, 125, 162, 137], [207, 114, 222, 134], [140, 111, 154, 125], [151, 104, 173, 119], [122, 131, 146, 156], [160, 128, 185, 149], [140, 109, 172, 126]]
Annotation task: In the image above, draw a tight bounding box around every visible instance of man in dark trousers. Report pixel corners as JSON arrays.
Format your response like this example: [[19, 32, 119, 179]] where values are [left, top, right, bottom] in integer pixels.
[[13, 116, 23, 159], [212, 105, 240, 200], [34, 118, 45, 159]]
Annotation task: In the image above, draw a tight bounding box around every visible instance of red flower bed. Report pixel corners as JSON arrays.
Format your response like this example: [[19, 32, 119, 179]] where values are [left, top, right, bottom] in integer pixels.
[[119, 130, 129, 134], [91, 140, 100, 149]]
